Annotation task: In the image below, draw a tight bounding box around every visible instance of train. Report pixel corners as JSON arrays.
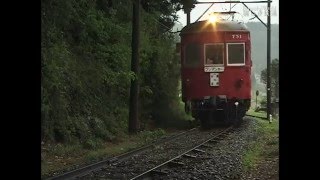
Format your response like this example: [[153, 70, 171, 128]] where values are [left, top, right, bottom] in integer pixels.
[[178, 15, 252, 127]]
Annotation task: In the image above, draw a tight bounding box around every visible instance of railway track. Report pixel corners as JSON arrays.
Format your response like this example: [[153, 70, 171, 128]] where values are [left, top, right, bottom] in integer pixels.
[[45, 128, 198, 180], [130, 126, 234, 180], [46, 125, 235, 180], [75, 126, 230, 179]]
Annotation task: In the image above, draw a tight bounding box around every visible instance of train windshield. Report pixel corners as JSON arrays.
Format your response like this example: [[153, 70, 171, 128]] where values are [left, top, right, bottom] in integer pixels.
[[227, 43, 245, 66], [204, 44, 224, 66], [185, 44, 201, 67]]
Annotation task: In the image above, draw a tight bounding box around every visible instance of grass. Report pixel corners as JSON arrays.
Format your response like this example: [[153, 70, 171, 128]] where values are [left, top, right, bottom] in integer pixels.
[[242, 113, 279, 171], [41, 128, 170, 178], [246, 109, 268, 119]]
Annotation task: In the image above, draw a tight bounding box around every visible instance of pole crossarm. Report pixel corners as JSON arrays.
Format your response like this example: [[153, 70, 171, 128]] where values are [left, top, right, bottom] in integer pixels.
[[196, 3, 215, 22], [196, 1, 271, 4], [242, 3, 267, 27]]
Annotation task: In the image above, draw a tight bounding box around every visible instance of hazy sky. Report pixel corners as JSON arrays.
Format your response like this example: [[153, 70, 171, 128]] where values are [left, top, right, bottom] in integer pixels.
[[177, 0, 279, 26]]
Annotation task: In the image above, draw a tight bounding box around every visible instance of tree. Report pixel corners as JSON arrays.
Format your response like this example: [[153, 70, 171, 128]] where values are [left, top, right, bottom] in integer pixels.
[[260, 58, 279, 100], [41, 0, 189, 143]]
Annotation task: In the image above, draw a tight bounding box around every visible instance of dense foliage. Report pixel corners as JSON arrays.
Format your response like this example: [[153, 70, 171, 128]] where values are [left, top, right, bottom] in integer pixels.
[[41, 0, 193, 144], [260, 58, 279, 100]]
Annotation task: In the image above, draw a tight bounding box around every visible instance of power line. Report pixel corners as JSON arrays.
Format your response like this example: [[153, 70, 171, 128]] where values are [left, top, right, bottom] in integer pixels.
[[195, 3, 214, 22], [138, 3, 181, 33]]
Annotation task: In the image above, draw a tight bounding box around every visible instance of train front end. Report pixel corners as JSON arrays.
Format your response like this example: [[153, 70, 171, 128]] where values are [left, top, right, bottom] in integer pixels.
[[180, 19, 252, 127]]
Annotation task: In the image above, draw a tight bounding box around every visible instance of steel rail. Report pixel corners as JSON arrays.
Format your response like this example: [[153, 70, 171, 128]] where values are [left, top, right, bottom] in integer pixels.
[[130, 126, 234, 180], [45, 127, 198, 180]]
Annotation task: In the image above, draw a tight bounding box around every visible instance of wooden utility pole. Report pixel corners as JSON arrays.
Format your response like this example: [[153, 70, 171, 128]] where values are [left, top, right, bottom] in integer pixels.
[[266, 0, 271, 120], [187, 11, 191, 25], [256, 90, 259, 109], [129, 0, 140, 133], [183, 0, 195, 25]]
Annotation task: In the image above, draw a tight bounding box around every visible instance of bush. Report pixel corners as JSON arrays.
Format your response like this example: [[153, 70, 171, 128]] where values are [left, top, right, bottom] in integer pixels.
[[138, 129, 166, 144], [83, 138, 104, 150]]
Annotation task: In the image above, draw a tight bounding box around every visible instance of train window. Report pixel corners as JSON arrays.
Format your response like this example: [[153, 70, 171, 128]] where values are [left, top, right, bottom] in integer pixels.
[[227, 43, 245, 66], [204, 44, 224, 66], [185, 44, 201, 67]]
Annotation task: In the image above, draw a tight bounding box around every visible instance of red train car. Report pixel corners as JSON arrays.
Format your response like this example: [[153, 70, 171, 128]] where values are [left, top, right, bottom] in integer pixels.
[[179, 19, 252, 126]]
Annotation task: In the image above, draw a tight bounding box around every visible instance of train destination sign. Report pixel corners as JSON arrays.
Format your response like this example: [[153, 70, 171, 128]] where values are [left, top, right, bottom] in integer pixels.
[[204, 66, 225, 72]]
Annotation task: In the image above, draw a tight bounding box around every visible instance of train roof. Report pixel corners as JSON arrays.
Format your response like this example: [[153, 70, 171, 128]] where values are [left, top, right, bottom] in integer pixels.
[[180, 20, 249, 35]]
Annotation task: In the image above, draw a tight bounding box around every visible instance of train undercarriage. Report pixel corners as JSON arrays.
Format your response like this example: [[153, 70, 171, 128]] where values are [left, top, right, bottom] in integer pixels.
[[185, 96, 251, 128]]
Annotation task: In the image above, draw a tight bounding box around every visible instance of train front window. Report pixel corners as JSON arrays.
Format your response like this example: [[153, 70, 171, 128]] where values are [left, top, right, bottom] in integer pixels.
[[185, 44, 201, 67], [204, 44, 224, 66], [227, 43, 245, 66]]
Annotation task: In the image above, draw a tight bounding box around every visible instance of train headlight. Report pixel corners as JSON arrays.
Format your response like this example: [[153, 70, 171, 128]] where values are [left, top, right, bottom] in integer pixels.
[[209, 14, 218, 23], [235, 102, 239, 106]]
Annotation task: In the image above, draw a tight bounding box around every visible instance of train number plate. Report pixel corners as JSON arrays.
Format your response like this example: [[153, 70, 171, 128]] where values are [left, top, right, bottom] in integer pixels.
[[204, 66, 224, 72], [210, 73, 219, 87]]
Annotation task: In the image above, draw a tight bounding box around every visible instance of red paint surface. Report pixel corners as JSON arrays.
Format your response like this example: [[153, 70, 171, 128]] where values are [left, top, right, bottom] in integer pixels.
[[181, 31, 252, 101]]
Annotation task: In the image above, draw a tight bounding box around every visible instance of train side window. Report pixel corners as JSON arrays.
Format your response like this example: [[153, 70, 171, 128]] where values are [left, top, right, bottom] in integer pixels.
[[185, 44, 201, 67], [204, 44, 224, 66], [227, 43, 245, 66]]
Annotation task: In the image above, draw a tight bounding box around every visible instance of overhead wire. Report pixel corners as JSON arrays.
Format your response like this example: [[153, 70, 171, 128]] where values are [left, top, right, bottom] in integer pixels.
[[131, 0, 182, 33], [195, 3, 215, 22]]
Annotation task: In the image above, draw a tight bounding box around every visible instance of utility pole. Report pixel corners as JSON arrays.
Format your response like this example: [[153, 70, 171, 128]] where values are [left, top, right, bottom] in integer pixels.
[[256, 90, 259, 109], [187, 11, 191, 25], [266, 0, 272, 120], [129, 0, 140, 134], [183, 0, 195, 25]]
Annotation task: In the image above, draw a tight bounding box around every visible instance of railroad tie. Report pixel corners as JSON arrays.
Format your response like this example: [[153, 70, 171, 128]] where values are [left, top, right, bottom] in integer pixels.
[[192, 148, 206, 153], [151, 169, 168, 175], [200, 144, 213, 148], [168, 161, 185, 167], [182, 154, 197, 158]]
